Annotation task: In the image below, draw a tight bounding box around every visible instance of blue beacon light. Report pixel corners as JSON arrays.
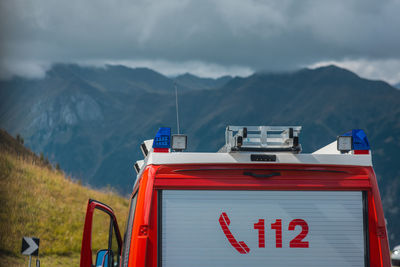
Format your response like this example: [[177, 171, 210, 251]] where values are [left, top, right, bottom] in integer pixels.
[[152, 127, 171, 151], [351, 129, 370, 151]]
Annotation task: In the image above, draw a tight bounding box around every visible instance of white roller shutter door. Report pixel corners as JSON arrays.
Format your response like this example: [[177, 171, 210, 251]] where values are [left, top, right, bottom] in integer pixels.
[[161, 190, 366, 267]]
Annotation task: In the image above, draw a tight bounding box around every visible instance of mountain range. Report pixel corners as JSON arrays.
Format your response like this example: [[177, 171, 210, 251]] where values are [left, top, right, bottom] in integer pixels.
[[0, 64, 399, 247]]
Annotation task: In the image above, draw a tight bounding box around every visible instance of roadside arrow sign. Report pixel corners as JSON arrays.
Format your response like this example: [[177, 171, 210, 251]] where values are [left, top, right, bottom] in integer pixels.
[[21, 237, 39, 256]]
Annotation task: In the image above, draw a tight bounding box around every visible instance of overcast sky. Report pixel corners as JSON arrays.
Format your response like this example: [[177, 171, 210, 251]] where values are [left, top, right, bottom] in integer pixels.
[[1, 0, 400, 83]]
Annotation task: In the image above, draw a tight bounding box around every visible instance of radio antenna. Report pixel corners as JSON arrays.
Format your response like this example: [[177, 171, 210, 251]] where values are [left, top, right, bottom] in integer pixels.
[[174, 82, 180, 134]]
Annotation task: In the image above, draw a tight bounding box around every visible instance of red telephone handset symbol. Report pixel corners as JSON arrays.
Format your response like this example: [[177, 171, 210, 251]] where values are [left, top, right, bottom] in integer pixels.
[[219, 212, 250, 254]]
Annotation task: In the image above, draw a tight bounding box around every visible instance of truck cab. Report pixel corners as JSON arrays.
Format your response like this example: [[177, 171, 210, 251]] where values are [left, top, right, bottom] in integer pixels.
[[80, 126, 391, 267]]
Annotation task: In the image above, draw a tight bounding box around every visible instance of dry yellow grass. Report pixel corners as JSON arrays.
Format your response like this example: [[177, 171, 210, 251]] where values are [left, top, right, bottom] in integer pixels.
[[0, 151, 130, 265]]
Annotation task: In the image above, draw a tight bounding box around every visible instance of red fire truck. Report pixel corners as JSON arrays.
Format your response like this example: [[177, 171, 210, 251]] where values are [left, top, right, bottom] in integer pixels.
[[80, 126, 391, 267]]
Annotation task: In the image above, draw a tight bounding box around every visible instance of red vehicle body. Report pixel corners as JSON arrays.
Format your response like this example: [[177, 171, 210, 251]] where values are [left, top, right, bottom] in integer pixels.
[[80, 126, 391, 267]]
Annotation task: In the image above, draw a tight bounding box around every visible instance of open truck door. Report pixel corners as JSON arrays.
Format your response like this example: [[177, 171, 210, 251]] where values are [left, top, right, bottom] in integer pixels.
[[80, 199, 122, 267]]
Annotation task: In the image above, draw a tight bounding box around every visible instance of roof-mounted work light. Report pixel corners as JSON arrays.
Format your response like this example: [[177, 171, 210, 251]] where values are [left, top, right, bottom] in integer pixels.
[[134, 160, 144, 174], [337, 135, 352, 153], [140, 140, 153, 157], [172, 134, 187, 151]]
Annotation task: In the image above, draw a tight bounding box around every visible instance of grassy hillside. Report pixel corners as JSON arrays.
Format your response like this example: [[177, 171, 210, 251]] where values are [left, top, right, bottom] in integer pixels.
[[0, 130, 130, 266]]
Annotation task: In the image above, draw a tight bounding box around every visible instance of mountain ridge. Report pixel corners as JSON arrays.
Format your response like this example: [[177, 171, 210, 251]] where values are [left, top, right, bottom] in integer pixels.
[[174, 72, 232, 90]]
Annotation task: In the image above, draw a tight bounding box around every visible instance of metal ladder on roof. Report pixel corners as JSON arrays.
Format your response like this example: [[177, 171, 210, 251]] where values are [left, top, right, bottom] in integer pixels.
[[221, 126, 302, 153]]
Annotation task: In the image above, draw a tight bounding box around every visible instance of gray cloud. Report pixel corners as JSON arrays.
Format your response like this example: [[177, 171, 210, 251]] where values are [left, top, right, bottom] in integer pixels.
[[1, 0, 400, 80]]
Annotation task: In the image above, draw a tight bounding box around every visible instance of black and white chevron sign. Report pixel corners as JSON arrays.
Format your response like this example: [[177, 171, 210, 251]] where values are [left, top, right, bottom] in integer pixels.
[[21, 237, 40, 256]]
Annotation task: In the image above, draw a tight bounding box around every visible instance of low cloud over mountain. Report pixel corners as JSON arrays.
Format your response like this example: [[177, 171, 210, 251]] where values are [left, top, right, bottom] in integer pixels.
[[1, 0, 400, 82]]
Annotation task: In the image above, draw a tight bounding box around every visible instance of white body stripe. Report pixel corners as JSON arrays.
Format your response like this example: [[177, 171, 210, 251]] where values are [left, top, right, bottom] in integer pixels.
[[145, 152, 372, 166], [133, 140, 372, 189]]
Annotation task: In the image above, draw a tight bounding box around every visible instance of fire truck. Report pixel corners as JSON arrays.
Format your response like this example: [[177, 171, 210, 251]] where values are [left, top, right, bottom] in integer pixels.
[[80, 126, 391, 267]]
